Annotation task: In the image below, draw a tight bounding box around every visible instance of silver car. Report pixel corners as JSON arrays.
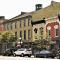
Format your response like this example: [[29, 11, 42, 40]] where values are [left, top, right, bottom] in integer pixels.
[[13, 48, 32, 57]]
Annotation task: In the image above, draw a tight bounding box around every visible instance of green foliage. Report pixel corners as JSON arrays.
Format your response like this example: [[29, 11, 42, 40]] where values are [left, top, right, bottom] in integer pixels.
[[0, 32, 17, 43], [32, 39, 49, 50]]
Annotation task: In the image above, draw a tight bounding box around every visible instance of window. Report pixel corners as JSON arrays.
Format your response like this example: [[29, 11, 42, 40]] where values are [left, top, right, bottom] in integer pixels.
[[34, 28, 37, 33], [10, 23, 12, 30], [54, 25, 58, 37], [15, 22, 17, 29], [9, 23, 12, 30], [5, 24, 7, 30], [40, 27, 43, 35], [7, 23, 9, 30], [48, 30, 51, 37], [47, 26, 51, 38], [20, 20, 22, 27], [28, 30, 31, 40], [24, 19, 26, 26], [24, 30, 26, 40], [40, 27, 43, 39], [3, 24, 6, 30], [20, 31, 22, 38], [28, 18, 30, 26], [55, 29, 58, 36], [15, 32, 17, 38]]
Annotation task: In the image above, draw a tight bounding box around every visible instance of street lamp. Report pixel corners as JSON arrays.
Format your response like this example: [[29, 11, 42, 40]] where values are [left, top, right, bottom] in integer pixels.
[[19, 37, 23, 46]]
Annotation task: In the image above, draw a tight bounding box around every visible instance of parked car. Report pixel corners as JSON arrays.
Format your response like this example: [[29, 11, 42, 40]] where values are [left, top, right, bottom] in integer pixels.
[[13, 48, 32, 57], [3, 48, 17, 56], [55, 49, 60, 59], [34, 50, 53, 58]]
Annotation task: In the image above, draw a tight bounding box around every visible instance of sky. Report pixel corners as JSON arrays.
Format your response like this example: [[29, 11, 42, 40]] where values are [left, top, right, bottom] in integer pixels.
[[0, 0, 60, 19]]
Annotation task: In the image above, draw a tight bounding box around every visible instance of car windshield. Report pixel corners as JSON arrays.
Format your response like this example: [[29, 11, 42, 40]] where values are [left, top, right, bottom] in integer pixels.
[[40, 50, 51, 54]]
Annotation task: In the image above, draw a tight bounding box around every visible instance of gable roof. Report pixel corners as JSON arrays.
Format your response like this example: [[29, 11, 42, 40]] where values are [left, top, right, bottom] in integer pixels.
[[32, 1, 60, 22]]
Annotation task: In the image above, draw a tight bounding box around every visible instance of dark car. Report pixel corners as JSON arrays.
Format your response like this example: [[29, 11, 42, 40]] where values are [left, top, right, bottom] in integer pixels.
[[3, 48, 17, 56], [34, 50, 53, 58]]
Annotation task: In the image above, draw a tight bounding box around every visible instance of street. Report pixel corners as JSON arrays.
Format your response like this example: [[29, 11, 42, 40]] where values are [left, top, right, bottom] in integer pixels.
[[0, 56, 60, 60]]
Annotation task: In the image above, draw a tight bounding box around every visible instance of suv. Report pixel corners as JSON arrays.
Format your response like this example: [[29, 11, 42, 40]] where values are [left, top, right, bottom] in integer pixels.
[[13, 48, 32, 57]]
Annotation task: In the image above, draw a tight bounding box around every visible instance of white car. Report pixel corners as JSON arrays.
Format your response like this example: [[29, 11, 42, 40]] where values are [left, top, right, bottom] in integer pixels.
[[13, 48, 32, 57]]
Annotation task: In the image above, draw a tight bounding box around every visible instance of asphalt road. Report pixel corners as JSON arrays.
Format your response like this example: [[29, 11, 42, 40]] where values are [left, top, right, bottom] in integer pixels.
[[0, 56, 60, 60]]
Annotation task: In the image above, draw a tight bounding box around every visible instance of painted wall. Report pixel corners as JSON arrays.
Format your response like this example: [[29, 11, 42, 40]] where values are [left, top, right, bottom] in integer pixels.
[[46, 16, 60, 40], [32, 23, 46, 41]]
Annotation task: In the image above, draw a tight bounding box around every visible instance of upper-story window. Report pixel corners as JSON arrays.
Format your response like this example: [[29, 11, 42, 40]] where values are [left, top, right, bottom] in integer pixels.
[[5, 24, 7, 30], [3, 24, 6, 30], [15, 32, 17, 38], [28, 30, 31, 40], [24, 30, 26, 40], [8, 23, 12, 30], [20, 20, 22, 27], [28, 18, 31, 26], [15, 22, 17, 29], [40, 27, 43, 35], [48, 30, 51, 36], [47, 26, 51, 37], [24, 19, 26, 26], [20, 31, 22, 38], [54, 25, 58, 37], [55, 29, 58, 36], [10, 23, 12, 30], [7, 23, 9, 30], [34, 28, 38, 33]]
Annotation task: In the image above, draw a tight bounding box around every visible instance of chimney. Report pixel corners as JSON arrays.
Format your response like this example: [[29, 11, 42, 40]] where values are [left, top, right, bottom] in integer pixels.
[[0, 16, 5, 20], [21, 12, 26, 15], [35, 4, 42, 11]]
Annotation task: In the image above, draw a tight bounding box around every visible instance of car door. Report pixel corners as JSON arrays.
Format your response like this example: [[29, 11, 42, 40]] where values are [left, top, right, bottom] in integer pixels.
[[16, 49, 24, 55]]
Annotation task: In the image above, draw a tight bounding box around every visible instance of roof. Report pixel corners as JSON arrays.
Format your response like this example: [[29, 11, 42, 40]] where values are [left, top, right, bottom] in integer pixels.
[[32, 1, 60, 22], [9, 12, 32, 20]]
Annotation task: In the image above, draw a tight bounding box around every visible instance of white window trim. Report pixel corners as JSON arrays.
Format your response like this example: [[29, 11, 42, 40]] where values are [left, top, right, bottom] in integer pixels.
[[54, 25, 58, 29], [47, 26, 51, 30]]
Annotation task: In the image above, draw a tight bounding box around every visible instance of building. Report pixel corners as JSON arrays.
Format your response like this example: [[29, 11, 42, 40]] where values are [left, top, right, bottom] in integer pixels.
[[0, 16, 7, 33], [3, 12, 32, 43], [32, 19, 46, 41], [32, 1, 60, 42], [0, 1, 60, 45]]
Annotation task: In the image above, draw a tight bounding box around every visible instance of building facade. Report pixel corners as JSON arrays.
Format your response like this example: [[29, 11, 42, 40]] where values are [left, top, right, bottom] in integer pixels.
[[3, 12, 32, 43], [0, 16, 6, 33], [32, 1, 60, 42], [0, 1, 60, 44], [32, 20, 46, 41]]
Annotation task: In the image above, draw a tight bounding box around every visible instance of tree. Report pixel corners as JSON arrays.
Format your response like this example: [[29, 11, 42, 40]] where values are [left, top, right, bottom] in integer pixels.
[[1, 32, 16, 43], [32, 39, 49, 50]]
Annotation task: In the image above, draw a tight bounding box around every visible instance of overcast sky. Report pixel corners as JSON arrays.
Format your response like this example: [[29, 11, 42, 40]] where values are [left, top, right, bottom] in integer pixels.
[[0, 0, 60, 19]]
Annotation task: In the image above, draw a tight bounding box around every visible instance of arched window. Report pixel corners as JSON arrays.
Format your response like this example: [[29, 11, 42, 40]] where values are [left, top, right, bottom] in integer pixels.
[[34, 28, 38, 33]]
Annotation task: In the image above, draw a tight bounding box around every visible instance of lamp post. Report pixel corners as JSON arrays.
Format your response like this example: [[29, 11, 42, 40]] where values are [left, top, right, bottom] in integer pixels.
[[19, 37, 23, 47]]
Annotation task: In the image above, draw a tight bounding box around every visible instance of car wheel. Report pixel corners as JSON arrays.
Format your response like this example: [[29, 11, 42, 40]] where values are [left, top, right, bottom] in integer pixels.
[[28, 54, 31, 57], [21, 53, 24, 57], [13, 53, 16, 57]]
